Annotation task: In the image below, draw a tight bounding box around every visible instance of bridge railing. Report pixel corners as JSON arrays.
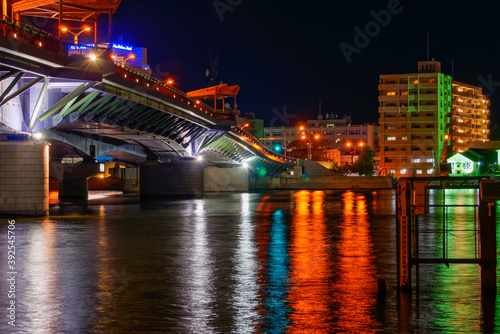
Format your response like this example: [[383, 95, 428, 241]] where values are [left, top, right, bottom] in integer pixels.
[[232, 127, 296, 164], [0, 15, 61, 53], [115, 65, 235, 121], [0, 16, 235, 122]]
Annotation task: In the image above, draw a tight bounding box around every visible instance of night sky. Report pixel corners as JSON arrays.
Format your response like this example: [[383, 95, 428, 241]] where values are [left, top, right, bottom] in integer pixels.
[[112, 0, 500, 131]]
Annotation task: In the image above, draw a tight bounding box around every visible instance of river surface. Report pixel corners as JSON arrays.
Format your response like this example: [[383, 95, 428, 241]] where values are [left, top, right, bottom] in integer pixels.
[[1, 189, 499, 333]]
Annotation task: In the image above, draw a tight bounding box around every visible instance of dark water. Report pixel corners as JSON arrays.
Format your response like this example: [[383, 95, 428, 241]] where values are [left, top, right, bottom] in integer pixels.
[[1, 189, 499, 333]]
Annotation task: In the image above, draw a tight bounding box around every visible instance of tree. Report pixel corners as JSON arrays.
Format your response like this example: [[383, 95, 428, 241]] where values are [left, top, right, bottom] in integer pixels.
[[351, 146, 376, 175]]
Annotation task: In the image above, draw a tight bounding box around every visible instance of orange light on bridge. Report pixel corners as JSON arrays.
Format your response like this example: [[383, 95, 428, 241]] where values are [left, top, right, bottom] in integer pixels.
[[444, 134, 450, 141], [346, 142, 351, 147], [315, 134, 320, 139], [301, 135, 307, 140], [299, 126, 305, 131], [166, 79, 174, 85], [359, 142, 364, 147]]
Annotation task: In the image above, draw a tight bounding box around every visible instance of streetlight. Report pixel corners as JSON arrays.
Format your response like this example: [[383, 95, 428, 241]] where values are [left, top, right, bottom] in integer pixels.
[[111, 54, 135, 67], [61, 26, 91, 45], [166, 79, 174, 85], [299, 125, 320, 160]]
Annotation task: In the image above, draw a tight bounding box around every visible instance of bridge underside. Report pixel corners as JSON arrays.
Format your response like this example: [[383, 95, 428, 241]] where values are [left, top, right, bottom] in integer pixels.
[[0, 32, 295, 174]]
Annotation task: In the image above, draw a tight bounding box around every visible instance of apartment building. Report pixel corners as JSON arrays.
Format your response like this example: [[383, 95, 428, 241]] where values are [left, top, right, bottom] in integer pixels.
[[451, 81, 490, 153], [262, 114, 379, 155], [378, 60, 451, 177]]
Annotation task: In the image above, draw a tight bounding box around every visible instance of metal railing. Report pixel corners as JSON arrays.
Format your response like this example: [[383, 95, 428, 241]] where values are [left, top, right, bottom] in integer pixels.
[[0, 15, 61, 53]]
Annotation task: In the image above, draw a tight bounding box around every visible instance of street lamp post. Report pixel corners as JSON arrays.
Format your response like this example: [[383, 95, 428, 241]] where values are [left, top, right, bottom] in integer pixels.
[[111, 54, 136, 67], [299, 125, 320, 160], [61, 26, 91, 45]]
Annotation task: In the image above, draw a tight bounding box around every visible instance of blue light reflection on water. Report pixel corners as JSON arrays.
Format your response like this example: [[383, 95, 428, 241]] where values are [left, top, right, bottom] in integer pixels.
[[263, 209, 290, 333]]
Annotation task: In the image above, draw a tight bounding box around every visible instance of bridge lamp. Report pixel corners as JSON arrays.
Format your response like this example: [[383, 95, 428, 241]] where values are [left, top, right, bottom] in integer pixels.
[[314, 134, 320, 139], [61, 26, 92, 45], [89, 54, 97, 61], [166, 79, 174, 85], [32, 132, 43, 141], [196, 156, 203, 162], [242, 162, 249, 169], [359, 141, 364, 147], [301, 135, 306, 140]]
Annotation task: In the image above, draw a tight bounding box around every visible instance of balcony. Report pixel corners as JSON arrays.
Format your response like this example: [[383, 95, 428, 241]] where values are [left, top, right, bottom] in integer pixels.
[[383, 128, 408, 134], [419, 93, 438, 100], [411, 127, 437, 134], [379, 117, 407, 124], [418, 105, 439, 112], [380, 139, 408, 146], [378, 83, 400, 90], [379, 95, 400, 102], [419, 82, 439, 88], [379, 106, 400, 112], [453, 90, 476, 99], [454, 100, 475, 109], [411, 116, 435, 122], [383, 150, 409, 157]]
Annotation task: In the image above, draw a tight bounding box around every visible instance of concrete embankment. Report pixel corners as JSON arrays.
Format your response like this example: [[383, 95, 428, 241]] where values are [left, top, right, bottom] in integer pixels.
[[250, 175, 393, 190]]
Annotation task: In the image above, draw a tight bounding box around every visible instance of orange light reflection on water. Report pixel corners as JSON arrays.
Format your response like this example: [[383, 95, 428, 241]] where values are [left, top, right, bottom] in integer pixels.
[[335, 191, 379, 332], [288, 190, 332, 332]]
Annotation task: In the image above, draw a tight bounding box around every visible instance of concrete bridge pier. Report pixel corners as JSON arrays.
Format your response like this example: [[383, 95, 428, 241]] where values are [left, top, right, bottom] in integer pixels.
[[0, 141, 49, 216], [51, 161, 100, 202], [204, 165, 249, 192], [140, 159, 204, 198]]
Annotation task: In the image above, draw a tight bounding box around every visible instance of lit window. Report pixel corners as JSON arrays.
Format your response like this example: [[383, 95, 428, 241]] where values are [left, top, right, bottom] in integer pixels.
[[401, 169, 407, 174], [387, 136, 396, 141], [414, 80, 418, 84], [99, 163, 105, 172], [427, 169, 433, 174], [427, 158, 434, 163], [416, 170, 422, 175], [390, 170, 396, 175], [412, 158, 421, 163], [402, 136, 407, 141], [402, 91, 408, 96], [387, 92, 396, 96]]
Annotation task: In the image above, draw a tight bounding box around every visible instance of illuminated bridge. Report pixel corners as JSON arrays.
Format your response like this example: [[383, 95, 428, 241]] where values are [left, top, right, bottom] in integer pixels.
[[0, 16, 295, 215]]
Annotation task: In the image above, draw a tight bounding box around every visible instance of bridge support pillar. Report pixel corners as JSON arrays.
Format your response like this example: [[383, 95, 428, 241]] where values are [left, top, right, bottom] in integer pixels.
[[51, 162, 100, 202], [59, 178, 89, 202], [204, 166, 248, 192], [140, 160, 204, 198], [0, 142, 49, 216]]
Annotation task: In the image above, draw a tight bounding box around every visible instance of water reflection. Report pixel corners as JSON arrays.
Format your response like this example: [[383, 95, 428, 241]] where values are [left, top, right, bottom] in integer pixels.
[[288, 190, 331, 332], [335, 191, 379, 332], [23, 218, 59, 332], [181, 200, 216, 333], [263, 209, 290, 332], [2, 189, 498, 333], [232, 193, 260, 333]]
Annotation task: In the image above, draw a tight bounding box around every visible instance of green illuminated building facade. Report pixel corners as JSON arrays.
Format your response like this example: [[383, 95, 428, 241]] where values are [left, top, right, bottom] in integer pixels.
[[378, 60, 452, 177]]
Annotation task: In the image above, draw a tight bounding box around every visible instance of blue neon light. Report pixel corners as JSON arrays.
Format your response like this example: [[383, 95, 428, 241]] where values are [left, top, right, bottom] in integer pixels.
[[112, 43, 133, 51]]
